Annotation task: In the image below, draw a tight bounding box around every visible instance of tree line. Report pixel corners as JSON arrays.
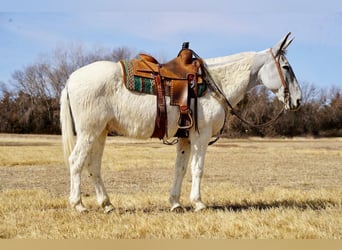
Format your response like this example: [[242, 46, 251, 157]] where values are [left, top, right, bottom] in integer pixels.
[[0, 45, 133, 134], [226, 83, 342, 137], [0, 45, 341, 137]]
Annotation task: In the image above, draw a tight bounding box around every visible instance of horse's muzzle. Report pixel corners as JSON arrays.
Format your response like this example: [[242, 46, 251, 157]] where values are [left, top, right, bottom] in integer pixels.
[[289, 98, 301, 111]]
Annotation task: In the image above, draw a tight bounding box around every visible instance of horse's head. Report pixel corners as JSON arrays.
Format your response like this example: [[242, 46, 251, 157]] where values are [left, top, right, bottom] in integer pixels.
[[257, 32, 302, 110]]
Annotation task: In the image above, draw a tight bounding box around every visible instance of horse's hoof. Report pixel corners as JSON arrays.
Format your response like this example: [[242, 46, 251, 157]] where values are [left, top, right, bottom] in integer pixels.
[[194, 202, 207, 212], [75, 203, 89, 213], [104, 204, 115, 214], [170, 204, 185, 213]]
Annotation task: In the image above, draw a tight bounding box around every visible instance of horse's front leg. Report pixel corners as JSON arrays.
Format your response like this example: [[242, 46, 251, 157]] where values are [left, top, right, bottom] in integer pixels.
[[169, 138, 191, 212], [189, 132, 210, 211]]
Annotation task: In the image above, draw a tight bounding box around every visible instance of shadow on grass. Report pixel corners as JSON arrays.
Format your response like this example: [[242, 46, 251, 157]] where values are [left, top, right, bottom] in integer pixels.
[[116, 198, 340, 214], [207, 198, 339, 212]]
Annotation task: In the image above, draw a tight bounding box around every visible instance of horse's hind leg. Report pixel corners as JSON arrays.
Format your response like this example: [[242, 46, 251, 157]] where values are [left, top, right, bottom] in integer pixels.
[[86, 129, 114, 213], [169, 138, 191, 212], [69, 134, 95, 212]]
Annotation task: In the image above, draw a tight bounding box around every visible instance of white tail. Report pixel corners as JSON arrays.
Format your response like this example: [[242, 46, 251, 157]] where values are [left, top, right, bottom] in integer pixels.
[[60, 87, 76, 167]]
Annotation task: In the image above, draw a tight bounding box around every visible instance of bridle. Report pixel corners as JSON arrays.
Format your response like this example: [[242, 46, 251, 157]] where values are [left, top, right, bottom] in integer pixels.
[[207, 48, 290, 145], [269, 48, 290, 104]]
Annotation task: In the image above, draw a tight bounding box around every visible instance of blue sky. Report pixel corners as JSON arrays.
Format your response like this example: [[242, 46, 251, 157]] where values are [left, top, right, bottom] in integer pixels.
[[1, 0, 342, 89]]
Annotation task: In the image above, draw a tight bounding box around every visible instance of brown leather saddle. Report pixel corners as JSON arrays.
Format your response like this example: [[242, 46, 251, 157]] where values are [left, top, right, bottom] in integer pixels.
[[120, 42, 207, 139]]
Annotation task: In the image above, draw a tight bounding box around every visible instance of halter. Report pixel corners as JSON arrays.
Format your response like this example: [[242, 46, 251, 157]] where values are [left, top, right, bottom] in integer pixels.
[[207, 48, 290, 145]]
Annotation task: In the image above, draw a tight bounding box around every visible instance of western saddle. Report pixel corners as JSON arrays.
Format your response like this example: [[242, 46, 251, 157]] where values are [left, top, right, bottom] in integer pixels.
[[120, 42, 207, 140]]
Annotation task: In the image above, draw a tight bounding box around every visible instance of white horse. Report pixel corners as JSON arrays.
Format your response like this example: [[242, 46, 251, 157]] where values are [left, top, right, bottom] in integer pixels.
[[60, 32, 301, 213]]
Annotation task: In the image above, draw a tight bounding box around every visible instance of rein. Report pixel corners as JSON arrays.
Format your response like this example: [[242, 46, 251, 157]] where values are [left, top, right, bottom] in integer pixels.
[[207, 48, 289, 145]]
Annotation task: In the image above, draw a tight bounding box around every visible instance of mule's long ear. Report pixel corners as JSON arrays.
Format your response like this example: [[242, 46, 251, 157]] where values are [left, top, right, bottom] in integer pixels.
[[283, 37, 294, 50], [272, 32, 292, 56]]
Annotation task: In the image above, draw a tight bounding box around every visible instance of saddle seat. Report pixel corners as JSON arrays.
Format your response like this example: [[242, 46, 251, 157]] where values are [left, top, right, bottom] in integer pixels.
[[120, 42, 207, 140], [136, 49, 203, 81]]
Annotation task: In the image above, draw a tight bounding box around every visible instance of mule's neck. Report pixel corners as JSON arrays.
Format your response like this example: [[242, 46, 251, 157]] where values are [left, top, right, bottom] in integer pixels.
[[205, 51, 261, 107]]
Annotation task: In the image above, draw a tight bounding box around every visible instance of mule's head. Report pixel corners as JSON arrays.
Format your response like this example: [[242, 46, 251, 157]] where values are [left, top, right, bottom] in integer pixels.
[[257, 32, 302, 110]]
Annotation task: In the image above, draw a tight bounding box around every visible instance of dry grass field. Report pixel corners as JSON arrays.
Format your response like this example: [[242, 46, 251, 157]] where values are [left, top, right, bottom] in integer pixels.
[[0, 134, 341, 239]]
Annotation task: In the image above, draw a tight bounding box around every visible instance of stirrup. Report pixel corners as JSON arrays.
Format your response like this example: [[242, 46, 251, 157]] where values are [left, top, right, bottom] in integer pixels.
[[163, 138, 179, 145], [177, 110, 193, 130]]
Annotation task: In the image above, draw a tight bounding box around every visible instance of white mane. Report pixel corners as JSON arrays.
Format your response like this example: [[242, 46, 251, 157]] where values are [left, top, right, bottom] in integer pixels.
[[204, 52, 256, 106]]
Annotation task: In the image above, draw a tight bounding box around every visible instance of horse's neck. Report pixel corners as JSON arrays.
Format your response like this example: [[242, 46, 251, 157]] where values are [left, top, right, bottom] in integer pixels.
[[205, 52, 258, 107]]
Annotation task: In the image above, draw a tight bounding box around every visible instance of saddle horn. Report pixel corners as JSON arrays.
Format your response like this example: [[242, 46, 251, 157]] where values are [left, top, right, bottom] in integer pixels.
[[182, 42, 190, 49]]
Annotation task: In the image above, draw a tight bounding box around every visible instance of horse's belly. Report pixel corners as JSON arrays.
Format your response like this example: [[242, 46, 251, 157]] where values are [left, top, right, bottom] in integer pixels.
[[106, 116, 154, 139], [106, 93, 179, 139]]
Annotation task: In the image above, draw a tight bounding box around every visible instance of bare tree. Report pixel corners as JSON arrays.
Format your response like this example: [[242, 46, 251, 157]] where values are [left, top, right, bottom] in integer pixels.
[[2, 44, 135, 134], [111, 46, 134, 62]]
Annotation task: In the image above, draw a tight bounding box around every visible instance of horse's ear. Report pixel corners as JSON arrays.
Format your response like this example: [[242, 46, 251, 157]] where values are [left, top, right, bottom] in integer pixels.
[[283, 37, 294, 50], [272, 32, 292, 55]]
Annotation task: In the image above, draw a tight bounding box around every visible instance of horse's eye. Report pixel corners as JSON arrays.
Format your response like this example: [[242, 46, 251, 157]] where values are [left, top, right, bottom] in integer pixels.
[[282, 65, 290, 70]]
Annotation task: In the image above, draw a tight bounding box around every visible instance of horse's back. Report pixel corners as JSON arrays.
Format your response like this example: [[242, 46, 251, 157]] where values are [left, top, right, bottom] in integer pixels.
[[67, 60, 123, 112], [68, 61, 121, 90]]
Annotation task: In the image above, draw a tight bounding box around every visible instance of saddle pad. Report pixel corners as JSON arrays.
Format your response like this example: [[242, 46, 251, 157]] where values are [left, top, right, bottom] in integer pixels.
[[121, 60, 156, 95], [120, 60, 207, 97]]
